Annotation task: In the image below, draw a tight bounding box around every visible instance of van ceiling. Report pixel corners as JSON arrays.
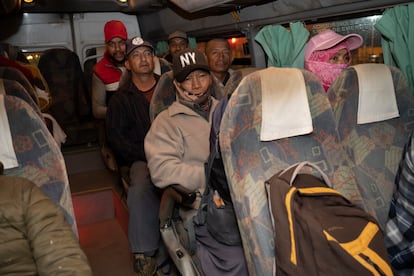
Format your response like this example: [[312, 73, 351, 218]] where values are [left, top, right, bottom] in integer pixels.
[[5, 0, 274, 15], [1, 0, 411, 19]]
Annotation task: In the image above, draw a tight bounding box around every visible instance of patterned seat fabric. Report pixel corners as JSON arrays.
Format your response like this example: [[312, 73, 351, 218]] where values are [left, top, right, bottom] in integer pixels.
[[149, 69, 254, 122], [38, 48, 96, 146], [2, 94, 77, 235], [327, 64, 414, 230], [0, 66, 39, 107], [223, 67, 257, 97], [0, 78, 42, 118], [219, 67, 364, 275], [149, 71, 175, 122]]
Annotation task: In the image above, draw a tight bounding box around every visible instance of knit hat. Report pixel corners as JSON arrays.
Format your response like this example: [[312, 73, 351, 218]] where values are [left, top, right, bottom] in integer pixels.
[[304, 30, 363, 60], [172, 48, 210, 82], [168, 30, 188, 42], [104, 20, 127, 43], [125, 36, 154, 57]]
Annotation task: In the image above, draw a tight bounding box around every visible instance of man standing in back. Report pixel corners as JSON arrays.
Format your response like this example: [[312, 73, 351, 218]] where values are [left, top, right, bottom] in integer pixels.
[[163, 30, 188, 63], [205, 38, 233, 88], [105, 36, 161, 275]]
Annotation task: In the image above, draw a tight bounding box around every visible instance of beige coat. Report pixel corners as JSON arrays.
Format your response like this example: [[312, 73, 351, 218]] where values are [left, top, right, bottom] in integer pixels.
[[145, 98, 218, 194], [0, 175, 92, 276]]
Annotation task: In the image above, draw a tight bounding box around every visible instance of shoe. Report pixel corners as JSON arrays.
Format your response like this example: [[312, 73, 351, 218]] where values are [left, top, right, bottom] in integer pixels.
[[133, 253, 157, 275]]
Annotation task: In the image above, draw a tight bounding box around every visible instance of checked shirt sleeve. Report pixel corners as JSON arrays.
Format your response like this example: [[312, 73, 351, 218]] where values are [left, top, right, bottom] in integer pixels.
[[385, 132, 414, 271]]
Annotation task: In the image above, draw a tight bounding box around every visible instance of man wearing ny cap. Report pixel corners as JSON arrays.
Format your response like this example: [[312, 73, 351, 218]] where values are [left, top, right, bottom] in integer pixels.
[[163, 30, 188, 63], [145, 48, 218, 197], [105, 36, 161, 275]]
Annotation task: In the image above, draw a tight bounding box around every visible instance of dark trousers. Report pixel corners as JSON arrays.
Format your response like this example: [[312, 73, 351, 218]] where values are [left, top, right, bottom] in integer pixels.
[[128, 161, 161, 255]]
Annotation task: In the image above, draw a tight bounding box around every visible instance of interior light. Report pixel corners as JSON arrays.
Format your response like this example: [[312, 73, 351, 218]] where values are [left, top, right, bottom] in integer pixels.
[[231, 37, 237, 44], [118, 0, 127, 3], [23, 0, 34, 3]]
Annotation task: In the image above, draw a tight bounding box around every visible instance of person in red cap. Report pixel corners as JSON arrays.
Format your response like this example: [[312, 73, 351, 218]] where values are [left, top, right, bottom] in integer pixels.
[[304, 29, 363, 91], [92, 20, 128, 119], [91, 20, 128, 170]]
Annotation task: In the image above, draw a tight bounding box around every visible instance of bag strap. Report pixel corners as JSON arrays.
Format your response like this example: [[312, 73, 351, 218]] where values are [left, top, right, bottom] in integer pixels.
[[193, 124, 219, 226], [279, 161, 332, 188]]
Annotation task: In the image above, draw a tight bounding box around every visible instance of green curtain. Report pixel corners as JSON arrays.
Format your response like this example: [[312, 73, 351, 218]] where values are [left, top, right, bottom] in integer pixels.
[[255, 22, 309, 68], [155, 40, 168, 57], [375, 3, 414, 93]]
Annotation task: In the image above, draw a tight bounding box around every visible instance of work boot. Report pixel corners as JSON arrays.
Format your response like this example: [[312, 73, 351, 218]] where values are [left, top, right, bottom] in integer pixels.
[[133, 253, 157, 276]]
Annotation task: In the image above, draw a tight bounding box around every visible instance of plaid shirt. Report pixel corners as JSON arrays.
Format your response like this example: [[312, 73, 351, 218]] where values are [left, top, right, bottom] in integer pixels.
[[385, 132, 414, 272]]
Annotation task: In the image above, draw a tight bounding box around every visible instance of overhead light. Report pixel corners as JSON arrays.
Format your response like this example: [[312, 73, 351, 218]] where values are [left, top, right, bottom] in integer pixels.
[[118, 0, 127, 3], [23, 0, 34, 3]]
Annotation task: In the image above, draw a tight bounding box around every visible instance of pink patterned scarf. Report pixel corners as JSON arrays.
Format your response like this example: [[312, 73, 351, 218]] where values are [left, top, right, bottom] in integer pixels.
[[305, 42, 350, 91]]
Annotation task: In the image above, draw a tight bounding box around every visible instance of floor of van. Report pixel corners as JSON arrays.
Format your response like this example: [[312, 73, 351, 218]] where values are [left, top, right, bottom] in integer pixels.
[[64, 145, 136, 275]]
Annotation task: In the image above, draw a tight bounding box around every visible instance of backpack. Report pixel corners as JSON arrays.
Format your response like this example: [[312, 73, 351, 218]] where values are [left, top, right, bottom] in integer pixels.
[[265, 162, 394, 276]]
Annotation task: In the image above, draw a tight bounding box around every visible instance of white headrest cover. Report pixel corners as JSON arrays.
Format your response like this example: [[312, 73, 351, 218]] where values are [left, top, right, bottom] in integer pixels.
[[354, 64, 399, 124], [0, 94, 18, 169], [260, 67, 313, 141]]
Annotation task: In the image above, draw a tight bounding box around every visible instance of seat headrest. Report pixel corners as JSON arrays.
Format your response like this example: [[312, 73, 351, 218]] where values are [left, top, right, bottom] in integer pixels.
[[260, 67, 313, 141], [353, 64, 399, 124]]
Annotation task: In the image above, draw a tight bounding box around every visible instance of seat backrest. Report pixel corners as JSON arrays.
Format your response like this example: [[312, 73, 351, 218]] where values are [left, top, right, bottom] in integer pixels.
[[38, 48, 91, 125], [149, 68, 255, 122], [38, 48, 96, 146], [223, 67, 257, 97], [0, 66, 39, 107], [219, 67, 364, 275], [149, 71, 175, 122], [0, 94, 77, 235], [327, 63, 414, 229], [0, 78, 42, 118]]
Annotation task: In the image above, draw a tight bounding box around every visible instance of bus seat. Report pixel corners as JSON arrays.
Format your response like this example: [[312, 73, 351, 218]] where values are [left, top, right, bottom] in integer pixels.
[[223, 67, 258, 96], [0, 78, 67, 146], [0, 78, 42, 118], [153, 56, 172, 76], [0, 94, 78, 235], [219, 67, 364, 275], [0, 66, 39, 107], [150, 71, 175, 122], [149, 68, 254, 122], [38, 48, 96, 146], [327, 63, 414, 230], [20, 62, 52, 112]]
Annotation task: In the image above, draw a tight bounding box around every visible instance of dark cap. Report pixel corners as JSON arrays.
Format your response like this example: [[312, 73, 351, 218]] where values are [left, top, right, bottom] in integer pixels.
[[125, 36, 154, 57], [172, 48, 210, 82], [168, 30, 188, 42], [104, 20, 127, 43]]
